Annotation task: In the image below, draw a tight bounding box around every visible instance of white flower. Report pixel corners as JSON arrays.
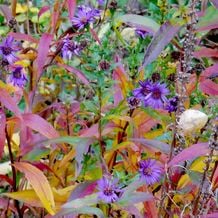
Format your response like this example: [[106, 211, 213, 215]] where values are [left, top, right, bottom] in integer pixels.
[[178, 109, 208, 135]]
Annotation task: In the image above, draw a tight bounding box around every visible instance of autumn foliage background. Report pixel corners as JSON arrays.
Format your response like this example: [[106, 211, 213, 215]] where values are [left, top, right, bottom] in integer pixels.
[[0, 0, 217, 217]]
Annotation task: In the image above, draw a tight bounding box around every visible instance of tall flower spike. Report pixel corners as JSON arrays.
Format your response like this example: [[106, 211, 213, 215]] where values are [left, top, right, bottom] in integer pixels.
[[139, 159, 163, 185], [9, 66, 27, 87], [0, 36, 19, 64], [97, 176, 123, 203]]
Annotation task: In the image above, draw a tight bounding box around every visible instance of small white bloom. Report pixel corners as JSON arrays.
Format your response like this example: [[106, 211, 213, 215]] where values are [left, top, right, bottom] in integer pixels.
[[178, 109, 208, 135]]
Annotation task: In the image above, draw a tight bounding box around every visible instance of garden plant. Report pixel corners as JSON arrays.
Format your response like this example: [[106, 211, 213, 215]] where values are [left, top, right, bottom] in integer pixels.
[[0, 0, 217, 217]]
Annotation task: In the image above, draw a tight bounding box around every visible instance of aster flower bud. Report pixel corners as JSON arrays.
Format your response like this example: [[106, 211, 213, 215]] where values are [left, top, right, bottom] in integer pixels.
[[178, 109, 208, 135]]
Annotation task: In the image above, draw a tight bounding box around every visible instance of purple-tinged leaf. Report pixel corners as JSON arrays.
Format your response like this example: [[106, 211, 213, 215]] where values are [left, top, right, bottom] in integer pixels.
[[55, 206, 104, 218], [119, 192, 153, 206], [34, 33, 53, 78], [194, 47, 218, 58], [58, 63, 89, 85], [117, 14, 160, 34], [62, 193, 99, 209], [168, 143, 209, 167], [67, 0, 76, 20], [140, 21, 181, 68], [22, 113, 59, 139], [38, 6, 50, 19], [0, 5, 13, 22], [0, 110, 6, 158], [197, 6, 218, 31], [131, 138, 170, 154], [69, 182, 97, 201], [124, 206, 143, 218], [0, 88, 21, 117], [210, 0, 218, 8], [199, 64, 218, 96], [201, 213, 218, 218], [9, 32, 39, 43]]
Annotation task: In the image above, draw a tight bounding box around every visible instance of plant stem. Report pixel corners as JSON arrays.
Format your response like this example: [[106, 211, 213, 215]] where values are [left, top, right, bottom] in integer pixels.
[[5, 128, 23, 218]]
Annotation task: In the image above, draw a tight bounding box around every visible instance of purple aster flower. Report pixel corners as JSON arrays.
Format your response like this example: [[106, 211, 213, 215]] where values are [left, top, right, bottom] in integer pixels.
[[61, 36, 82, 59], [165, 96, 179, 113], [97, 176, 123, 203], [139, 159, 163, 185], [72, 5, 100, 30], [135, 29, 150, 39], [144, 82, 169, 109], [0, 36, 19, 64], [9, 66, 27, 87], [132, 80, 152, 99]]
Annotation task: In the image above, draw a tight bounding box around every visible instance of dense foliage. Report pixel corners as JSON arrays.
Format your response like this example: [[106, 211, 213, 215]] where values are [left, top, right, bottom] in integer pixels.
[[0, 0, 217, 217]]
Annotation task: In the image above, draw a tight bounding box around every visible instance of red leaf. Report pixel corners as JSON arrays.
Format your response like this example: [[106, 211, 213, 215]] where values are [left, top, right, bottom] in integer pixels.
[[22, 113, 59, 139], [58, 63, 89, 85], [168, 143, 209, 167], [0, 110, 6, 158], [194, 47, 218, 58], [0, 174, 13, 186], [34, 33, 53, 78], [0, 88, 21, 117], [67, 0, 76, 20], [38, 5, 50, 19], [199, 64, 218, 96]]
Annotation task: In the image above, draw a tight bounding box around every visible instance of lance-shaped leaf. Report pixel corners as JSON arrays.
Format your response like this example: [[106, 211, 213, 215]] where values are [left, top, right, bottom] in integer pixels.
[[117, 14, 160, 34], [194, 47, 218, 58], [13, 162, 55, 215], [197, 6, 218, 31], [42, 136, 95, 175], [58, 63, 89, 85], [131, 138, 170, 154], [0, 4, 13, 22], [55, 206, 104, 218], [199, 64, 218, 96], [0, 88, 21, 117], [67, 0, 76, 20], [22, 113, 59, 139], [0, 110, 6, 158], [34, 33, 53, 78], [9, 32, 39, 43], [38, 5, 50, 19], [168, 143, 209, 167], [118, 180, 153, 205], [141, 21, 181, 68]]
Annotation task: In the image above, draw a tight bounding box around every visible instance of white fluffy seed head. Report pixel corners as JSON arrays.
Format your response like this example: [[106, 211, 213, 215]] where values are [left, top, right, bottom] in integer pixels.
[[178, 109, 208, 135]]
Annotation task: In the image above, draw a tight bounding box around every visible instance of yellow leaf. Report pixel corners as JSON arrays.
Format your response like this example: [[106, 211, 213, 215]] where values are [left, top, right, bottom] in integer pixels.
[[0, 80, 16, 93], [4, 189, 43, 207], [16, 3, 28, 13], [13, 162, 55, 215]]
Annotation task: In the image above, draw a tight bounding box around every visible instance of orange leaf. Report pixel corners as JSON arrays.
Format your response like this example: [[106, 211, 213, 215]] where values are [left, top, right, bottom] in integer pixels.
[[13, 162, 55, 215]]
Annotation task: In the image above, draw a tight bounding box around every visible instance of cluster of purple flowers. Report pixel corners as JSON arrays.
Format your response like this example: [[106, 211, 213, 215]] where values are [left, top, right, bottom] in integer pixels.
[[132, 79, 178, 112], [97, 159, 163, 203], [72, 5, 101, 30], [139, 158, 163, 185], [61, 36, 83, 60], [97, 176, 123, 203], [0, 36, 27, 88]]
